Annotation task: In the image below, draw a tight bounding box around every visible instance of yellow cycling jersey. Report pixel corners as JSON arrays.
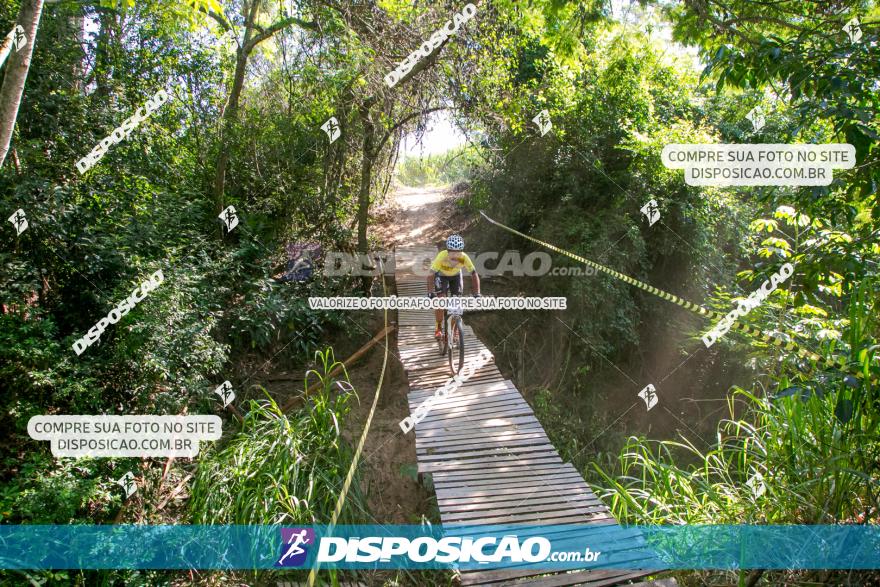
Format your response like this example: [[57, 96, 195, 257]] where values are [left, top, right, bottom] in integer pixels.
[[430, 250, 475, 276]]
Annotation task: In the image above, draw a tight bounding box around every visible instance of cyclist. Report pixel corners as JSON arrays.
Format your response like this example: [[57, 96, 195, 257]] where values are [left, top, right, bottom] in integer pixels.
[[427, 234, 481, 339]]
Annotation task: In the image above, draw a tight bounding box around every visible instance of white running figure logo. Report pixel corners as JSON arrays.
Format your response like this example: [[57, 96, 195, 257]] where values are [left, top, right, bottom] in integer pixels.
[[278, 529, 310, 565]]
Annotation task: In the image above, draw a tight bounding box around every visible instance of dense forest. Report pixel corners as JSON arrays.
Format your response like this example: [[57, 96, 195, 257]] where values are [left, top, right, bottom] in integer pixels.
[[1, 0, 878, 585]]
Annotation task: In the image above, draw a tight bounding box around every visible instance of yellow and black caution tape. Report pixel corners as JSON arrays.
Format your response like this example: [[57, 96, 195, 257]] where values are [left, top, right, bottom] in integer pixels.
[[479, 210, 865, 380], [307, 258, 391, 586]]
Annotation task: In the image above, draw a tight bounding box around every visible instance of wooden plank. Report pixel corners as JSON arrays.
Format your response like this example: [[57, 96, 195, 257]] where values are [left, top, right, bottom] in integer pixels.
[[412, 412, 539, 433], [460, 569, 651, 587], [433, 476, 589, 493], [413, 416, 543, 437], [433, 464, 587, 487], [420, 457, 563, 474], [440, 510, 615, 526], [417, 433, 552, 453], [419, 444, 558, 463], [418, 453, 562, 472], [435, 480, 594, 500], [438, 494, 606, 515], [433, 472, 587, 490], [409, 386, 520, 408], [415, 425, 547, 446]]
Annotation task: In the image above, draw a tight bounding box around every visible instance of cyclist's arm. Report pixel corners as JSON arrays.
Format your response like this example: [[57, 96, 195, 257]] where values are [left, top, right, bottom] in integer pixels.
[[427, 252, 445, 295], [462, 253, 480, 295]]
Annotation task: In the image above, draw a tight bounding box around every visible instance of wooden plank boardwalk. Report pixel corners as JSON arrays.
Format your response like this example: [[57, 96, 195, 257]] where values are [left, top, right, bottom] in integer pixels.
[[393, 246, 675, 587]]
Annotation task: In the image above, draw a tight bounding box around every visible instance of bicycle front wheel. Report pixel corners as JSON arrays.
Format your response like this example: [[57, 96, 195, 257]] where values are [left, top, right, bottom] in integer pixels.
[[449, 317, 465, 375]]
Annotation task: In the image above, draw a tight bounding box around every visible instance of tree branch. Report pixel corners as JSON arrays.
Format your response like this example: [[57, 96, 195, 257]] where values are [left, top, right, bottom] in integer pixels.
[[245, 16, 318, 53], [375, 105, 450, 154]]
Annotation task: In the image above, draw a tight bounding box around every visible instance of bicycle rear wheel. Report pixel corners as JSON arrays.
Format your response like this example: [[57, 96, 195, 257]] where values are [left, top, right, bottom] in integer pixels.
[[448, 316, 465, 375]]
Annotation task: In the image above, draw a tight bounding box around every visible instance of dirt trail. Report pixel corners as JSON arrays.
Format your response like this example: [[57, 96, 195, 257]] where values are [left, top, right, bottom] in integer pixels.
[[374, 184, 459, 248]]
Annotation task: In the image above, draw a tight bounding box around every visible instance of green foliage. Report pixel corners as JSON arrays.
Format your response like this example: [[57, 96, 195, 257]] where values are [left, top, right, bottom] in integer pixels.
[[395, 145, 487, 187], [0, 453, 120, 524], [190, 349, 361, 525]]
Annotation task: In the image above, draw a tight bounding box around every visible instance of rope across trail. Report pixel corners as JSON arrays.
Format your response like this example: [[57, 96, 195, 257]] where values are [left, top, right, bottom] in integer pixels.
[[479, 211, 867, 382], [306, 258, 392, 587]]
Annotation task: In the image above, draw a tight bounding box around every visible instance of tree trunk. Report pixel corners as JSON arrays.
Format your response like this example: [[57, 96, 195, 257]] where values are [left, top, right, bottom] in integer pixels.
[[0, 0, 44, 169], [356, 104, 376, 255], [356, 103, 377, 293], [212, 51, 249, 213]]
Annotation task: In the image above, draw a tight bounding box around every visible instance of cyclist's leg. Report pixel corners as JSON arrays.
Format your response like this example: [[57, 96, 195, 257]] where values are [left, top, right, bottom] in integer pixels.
[[448, 271, 463, 341], [434, 272, 447, 335]]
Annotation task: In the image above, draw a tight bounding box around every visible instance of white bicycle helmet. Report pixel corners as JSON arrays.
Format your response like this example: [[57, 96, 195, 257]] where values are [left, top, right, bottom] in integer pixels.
[[446, 234, 464, 251]]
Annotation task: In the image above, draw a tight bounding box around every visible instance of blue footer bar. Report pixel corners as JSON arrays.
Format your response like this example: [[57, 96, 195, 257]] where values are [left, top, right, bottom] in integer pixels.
[[0, 524, 877, 570]]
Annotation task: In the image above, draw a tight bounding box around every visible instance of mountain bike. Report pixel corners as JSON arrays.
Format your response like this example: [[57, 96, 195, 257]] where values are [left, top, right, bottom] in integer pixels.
[[438, 293, 466, 375]]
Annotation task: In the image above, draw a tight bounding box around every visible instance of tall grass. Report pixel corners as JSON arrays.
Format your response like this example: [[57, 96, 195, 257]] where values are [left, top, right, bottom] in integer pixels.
[[592, 281, 880, 527], [594, 280, 880, 524], [593, 384, 878, 525], [190, 349, 364, 525]]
